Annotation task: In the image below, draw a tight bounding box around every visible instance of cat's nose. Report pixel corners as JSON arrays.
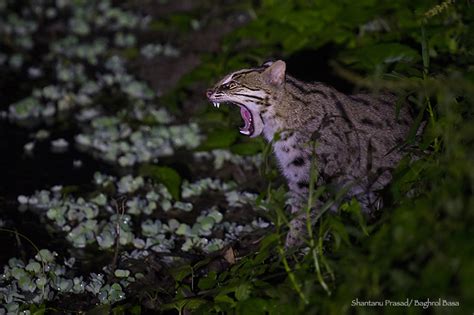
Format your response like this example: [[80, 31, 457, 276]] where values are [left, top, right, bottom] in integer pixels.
[[206, 89, 213, 98]]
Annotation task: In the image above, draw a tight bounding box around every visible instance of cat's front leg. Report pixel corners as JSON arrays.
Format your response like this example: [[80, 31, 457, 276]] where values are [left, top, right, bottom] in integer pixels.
[[285, 183, 312, 248]]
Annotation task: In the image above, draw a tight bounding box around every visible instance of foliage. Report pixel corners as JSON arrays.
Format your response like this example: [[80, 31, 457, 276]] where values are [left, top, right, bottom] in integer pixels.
[[167, 0, 474, 314]]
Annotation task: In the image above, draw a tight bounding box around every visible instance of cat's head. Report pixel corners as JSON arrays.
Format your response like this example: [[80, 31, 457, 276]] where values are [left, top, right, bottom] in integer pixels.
[[206, 60, 286, 137]]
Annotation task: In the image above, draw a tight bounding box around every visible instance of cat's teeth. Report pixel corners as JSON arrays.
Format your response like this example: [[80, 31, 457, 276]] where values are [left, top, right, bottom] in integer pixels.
[[216, 103, 220, 108], [213, 102, 218, 107], [240, 130, 250, 135]]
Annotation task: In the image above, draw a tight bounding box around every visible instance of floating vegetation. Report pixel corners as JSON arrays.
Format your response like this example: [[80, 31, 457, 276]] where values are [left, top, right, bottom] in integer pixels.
[[0, 0, 273, 313], [140, 43, 180, 59], [5, 169, 269, 311], [75, 114, 202, 166], [1, 0, 154, 125], [0, 248, 141, 311], [19, 173, 268, 252], [50, 138, 69, 153], [194, 149, 263, 170]]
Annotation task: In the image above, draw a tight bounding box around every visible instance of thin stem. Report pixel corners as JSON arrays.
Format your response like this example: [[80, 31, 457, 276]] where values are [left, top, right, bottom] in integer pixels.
[[277, 244, 308, 304], [0, 228, 47, 297], [305, 151, 331, 296]]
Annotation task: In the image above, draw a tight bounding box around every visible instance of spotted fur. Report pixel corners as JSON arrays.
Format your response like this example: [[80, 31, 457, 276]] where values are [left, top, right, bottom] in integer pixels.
[[207, 60, 414, 248]]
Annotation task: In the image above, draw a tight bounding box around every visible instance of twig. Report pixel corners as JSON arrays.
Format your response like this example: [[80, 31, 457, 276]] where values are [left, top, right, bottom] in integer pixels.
[[111, 198, 126, 273]]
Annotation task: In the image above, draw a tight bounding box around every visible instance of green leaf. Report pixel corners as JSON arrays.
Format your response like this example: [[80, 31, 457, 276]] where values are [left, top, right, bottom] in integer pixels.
[[170, 264, 193, 282], [25, 262, 41, 274], [129, 305, 141, 315], [111, 304, 140, 315], [341, 199, 369, 236], [237, 297, 269, 314], [86, 304, 111, 315], [327, 216, 350, 247], [235, 283, 252, 301], [114, 269, 130, 278], [198, 128, 238, 150], [139, 165, 181, 200], [421, 26, 430, 74], [198, 271, 217, 290], [230, 140, 264, 156], [35, 249, 55, 263], [30, 304, 46, 315], [184, 298, 208, 311], [351, 43, 421, 69], [214, 294, 236, 306]]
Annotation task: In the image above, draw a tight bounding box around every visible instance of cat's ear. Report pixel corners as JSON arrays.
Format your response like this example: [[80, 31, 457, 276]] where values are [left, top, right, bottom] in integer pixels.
[[263, 60, 286, 86], [261, 59, 274, 68]]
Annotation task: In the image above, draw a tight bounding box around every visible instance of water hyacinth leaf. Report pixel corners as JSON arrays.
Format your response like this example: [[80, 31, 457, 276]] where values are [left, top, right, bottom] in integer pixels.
[[97, 230, 115, 249], [141, 219, 162, 236], [19, 275, 35, 292], [114, 269, 130, 278], [199, 217, 215, 231], [176, 223, 191, 236], [25, 262, 41, 274], [139, 165, 181, 200], [119, 230, 134, 245], [207, 209, 224, 223], [91, 193, 107, 206], [35, 276, 47, 289], [12, 267, 27, 280], [205, 239, 224, 252], [167, 218, 180, 231], [109, 283, 125, 303], [174, 201, 193, 212], [35, 249, 55, 263], [58, 278, 73, 292]]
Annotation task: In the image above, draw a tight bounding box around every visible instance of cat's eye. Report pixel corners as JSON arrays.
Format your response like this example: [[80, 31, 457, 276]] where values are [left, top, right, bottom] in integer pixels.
[[222, 82, 237, 90]]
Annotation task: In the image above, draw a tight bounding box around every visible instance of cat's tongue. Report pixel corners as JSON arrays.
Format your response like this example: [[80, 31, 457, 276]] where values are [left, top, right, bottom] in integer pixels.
[[239, 106, 254, 136]]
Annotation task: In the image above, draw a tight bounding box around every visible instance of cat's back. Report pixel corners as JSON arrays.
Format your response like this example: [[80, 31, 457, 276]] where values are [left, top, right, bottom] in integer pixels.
[[344, 93, 413, 145], [311, 91, 413, 179]]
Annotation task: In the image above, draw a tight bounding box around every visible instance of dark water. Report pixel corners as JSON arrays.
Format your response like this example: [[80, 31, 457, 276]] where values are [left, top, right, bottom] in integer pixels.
[[0, 120, 112, 263]]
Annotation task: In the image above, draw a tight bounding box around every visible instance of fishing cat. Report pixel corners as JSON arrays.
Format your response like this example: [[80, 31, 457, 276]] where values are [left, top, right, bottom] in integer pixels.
[[206, 60, 413, 247]]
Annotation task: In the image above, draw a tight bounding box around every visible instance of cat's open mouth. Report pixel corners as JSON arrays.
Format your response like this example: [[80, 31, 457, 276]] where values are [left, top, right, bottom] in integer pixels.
[[211, 101, 254, 136]]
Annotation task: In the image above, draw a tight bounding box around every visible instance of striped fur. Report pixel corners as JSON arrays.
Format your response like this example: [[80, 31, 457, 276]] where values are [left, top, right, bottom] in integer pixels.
[[207, 60, 414, 248]]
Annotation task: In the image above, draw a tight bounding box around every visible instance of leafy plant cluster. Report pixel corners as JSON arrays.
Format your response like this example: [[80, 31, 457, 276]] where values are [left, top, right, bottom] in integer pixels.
[[166, 0, 474, 314]]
